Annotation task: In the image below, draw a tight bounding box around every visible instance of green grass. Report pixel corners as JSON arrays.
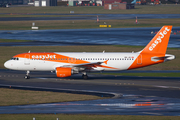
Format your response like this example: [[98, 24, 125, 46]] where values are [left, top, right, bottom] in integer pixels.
[[0, 88, 102, 106], [0, 39, 31, 43], [0, 18, 180, 30], [0, 5, 180, 14], [0, 14, 95, 18], [0, 45, 180, 70], [0, 114, 180, 120], [100, 73, 180, 77]]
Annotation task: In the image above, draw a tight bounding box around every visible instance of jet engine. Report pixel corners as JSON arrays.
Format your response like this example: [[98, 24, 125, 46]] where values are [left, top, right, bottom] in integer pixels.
[[56, 67, 73, 77]]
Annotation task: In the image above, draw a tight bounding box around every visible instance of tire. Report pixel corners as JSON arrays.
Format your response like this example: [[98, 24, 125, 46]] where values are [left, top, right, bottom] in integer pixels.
[[24, 75, 30, 79], [82, 74, 88, 80]]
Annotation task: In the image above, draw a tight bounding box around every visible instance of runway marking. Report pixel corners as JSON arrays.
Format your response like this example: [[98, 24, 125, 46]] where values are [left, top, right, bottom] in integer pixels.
[[142, 112, 163, 116], [115, 83, 134, 86], [38, 78, 74, 81], [56, 79, 74, 81], [0, 75, 18, 77], [154, 85, 180, 89]]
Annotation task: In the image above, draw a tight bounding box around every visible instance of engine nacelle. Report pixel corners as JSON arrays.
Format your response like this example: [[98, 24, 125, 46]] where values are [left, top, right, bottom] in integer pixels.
[[56, 67, 72, 78]]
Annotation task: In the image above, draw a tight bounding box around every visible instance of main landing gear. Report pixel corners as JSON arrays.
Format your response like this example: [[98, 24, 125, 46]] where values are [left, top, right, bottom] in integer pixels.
[[82, 72, 88, 80], [24, 70, 30, 79]]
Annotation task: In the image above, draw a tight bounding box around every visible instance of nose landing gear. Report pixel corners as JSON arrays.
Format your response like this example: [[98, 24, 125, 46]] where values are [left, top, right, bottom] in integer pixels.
[[24, 71, 30, 79]]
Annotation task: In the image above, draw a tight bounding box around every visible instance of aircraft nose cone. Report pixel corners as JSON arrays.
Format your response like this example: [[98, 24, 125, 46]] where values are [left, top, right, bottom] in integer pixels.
[[4, 61, 10, 69]]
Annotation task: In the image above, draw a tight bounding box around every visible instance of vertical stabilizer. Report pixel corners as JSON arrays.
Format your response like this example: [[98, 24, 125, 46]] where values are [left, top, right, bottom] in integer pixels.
[[141, 26, 172, 54]]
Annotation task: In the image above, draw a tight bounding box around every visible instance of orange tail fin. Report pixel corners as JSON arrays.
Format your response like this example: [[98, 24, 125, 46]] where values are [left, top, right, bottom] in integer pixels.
[[141, 26, 172, 54]]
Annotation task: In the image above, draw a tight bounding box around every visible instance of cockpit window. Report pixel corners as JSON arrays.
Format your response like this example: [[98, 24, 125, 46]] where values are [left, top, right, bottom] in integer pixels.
[[11, 57, 19, 60]]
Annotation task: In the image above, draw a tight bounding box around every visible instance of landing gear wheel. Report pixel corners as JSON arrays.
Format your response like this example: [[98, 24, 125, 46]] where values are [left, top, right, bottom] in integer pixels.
[[24, 75, 30, 79], [82, 74, 88, 80], [24, 71, 30, 79]]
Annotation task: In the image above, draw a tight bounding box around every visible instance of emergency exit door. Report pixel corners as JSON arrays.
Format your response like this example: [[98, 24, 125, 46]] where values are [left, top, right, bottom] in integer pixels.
[[137, 54, 142, 65], [24, 54, 30, 65]]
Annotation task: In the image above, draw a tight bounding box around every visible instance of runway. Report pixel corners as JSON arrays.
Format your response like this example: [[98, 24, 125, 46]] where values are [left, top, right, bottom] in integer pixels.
[[1, 14, 180, 21], [0, 27, 180, 47], [0, 69, 180, 115]]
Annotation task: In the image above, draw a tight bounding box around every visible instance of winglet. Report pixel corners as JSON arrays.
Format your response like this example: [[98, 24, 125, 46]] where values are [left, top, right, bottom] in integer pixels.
[[141, 26, 172, 55]]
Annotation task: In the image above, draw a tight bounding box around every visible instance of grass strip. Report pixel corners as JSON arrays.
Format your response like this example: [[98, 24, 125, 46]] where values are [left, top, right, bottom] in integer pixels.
[[0, 14, 95, 18], [100, 73, 180, 77], [0, 5, 180, 14], [0, 19, 180, 30], [0, 114, 180, 120], [0, 39, 31, 43], [0, 88, 102, 106], [0, 45, 179, 70]]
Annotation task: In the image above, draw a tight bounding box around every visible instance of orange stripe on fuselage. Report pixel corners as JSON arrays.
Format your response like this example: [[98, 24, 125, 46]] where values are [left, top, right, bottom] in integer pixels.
[[14, 52, 118, 69], [128, 53, 164, 70]]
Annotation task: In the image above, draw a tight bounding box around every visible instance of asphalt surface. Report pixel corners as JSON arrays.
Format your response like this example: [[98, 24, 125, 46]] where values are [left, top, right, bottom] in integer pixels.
[[0, 27, 180, 47], [0, 69, 180, 115], [1, 14, 180, 21]]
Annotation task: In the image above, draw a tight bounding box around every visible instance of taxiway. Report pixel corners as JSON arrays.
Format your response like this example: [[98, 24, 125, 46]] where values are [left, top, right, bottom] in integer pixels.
[[0, 69, 180, 115]]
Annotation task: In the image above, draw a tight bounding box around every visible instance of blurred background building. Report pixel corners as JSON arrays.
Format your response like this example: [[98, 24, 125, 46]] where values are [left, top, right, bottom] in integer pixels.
[[0, 0, 179, 7]]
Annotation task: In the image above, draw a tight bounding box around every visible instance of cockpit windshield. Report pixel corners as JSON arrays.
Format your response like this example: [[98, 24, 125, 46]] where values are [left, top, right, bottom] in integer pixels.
[[11, 57, 19, 60]]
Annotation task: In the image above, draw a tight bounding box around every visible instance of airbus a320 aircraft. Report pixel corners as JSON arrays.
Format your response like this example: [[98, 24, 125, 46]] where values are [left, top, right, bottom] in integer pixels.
[[4, 26, 175, 79]]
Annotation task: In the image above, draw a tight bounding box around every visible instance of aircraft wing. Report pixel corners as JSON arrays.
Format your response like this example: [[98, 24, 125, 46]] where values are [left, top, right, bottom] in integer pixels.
[[62, 60, 108, 68]]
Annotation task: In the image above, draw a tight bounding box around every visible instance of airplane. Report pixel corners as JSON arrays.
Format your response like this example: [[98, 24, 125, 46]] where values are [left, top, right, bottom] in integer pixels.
[[4, 26, 175, 79]]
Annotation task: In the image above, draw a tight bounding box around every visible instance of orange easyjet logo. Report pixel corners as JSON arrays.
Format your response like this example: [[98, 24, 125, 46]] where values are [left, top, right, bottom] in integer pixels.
[[149, 27, 170, 51]]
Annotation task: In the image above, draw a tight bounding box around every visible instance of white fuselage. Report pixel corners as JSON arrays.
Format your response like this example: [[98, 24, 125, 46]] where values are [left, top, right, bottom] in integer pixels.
[[4, 52, 139, 71]]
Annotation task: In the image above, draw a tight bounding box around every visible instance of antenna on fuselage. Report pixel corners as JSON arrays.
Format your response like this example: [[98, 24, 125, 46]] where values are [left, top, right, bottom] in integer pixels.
[[103, 50, 105, 53], [28, 50, 31, 53]]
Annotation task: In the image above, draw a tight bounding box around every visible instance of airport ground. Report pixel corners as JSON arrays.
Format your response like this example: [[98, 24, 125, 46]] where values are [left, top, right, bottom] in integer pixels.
[[0, 5, 180, 14], [0, 69, 180, 116], [0, 19, 180, 30], [0, 5, 180, 119], [0, 5, 180, 30], [0, 114, 180, 120], [0, 88, 102, 106]]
